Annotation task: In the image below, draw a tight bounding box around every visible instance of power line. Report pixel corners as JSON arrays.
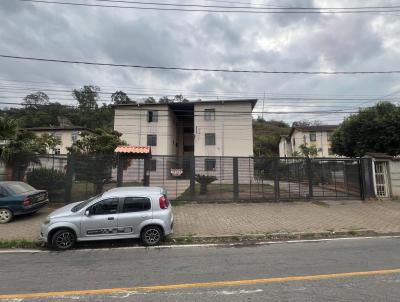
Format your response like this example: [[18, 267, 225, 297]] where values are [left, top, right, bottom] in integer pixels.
[[17, 0, 400, 14], [2, 54, 400, 75]]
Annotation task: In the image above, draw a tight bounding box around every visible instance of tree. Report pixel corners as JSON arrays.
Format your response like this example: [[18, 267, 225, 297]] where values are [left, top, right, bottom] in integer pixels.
[[298, 143, 319, 158], [23, 91, 50, 109], [195, 174, 217, 195], [38, 133, 61, 154], [292, 120, 322, 127], [72, 86, 100, 110], [111, 91, 136, 105], [158, 96, 173, 104], [0, 130, 47, 180], [252, 118, 290, 156], [331, 102, 400, 157], [68, 129, 126, 193], [174, 94, 189, 103], [144, 97, 156, 104], [0, 116, 18, 140]]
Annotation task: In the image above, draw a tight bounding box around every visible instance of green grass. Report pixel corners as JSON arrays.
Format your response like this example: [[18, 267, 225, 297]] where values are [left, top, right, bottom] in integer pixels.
[[176, 183, 275, 201], [0, 239, 41, 249]]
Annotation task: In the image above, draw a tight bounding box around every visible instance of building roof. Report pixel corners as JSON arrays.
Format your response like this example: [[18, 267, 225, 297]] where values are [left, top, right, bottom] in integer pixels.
[[25, 126, 93, 132], [113, 98, 258, 109], [289, 125, 337, 137], [114, 145, 151, 154]]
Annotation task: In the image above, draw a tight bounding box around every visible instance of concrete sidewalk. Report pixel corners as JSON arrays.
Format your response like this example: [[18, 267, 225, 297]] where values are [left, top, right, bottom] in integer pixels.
[[1, 200, 400, 241]]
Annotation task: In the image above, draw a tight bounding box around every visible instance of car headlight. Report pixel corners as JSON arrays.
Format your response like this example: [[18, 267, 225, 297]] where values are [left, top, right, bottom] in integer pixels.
[[43, 216, 51, 225]]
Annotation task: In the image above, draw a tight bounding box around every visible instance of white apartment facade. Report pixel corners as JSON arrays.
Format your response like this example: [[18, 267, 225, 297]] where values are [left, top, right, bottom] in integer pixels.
[[279, 125, 337, 158], [26, 126, 92, 155], [114, 99, 256, 158], [113, 99, 256, 180]]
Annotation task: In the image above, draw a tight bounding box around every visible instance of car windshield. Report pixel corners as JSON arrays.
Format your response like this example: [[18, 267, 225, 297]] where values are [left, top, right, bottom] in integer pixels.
[[71, 194, 102, 212], [6, 182, 36, 195]]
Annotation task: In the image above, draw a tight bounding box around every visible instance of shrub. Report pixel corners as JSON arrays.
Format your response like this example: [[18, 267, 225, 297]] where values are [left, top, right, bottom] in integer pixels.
[[195, 174, 217, 195], [27, 167, 66, 193]]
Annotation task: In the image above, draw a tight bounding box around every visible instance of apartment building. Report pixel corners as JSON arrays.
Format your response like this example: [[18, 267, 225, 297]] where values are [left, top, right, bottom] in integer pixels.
[[114, 99, 257, 158], [26, 126, 92, 154], [279, 125, 337, 157]]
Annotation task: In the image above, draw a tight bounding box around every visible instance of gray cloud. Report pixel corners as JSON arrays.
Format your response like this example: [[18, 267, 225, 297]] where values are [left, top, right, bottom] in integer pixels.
[[0, 0, 399, 123]]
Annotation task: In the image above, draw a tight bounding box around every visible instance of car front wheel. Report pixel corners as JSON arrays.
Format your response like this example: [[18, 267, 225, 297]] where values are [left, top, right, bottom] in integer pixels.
[[141, 226, 163, 246], [51, 229, 76, 250], [0, 208, 13, 224]]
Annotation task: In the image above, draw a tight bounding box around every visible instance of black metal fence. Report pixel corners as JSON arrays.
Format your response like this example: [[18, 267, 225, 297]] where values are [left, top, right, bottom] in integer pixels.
[[5, 154, 364, 203]]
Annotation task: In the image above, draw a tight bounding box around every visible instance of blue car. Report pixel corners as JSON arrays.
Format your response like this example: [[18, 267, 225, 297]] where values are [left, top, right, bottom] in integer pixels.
[[0, 181, 49, 223]]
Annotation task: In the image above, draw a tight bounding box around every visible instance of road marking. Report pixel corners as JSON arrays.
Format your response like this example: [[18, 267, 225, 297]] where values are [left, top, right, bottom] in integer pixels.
[[1, 235, 400, 254], [1, 268, 400, 299]]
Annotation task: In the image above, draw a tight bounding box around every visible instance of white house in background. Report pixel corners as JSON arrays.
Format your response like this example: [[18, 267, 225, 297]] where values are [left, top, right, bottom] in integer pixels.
[[113, 99, 257, 158], [279, 125, 338, 157], [26, 126, 93, 155]]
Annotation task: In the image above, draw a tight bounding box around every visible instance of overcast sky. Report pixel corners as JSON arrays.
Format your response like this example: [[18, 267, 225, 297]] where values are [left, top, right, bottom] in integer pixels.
[[1, 0, 400, 124]]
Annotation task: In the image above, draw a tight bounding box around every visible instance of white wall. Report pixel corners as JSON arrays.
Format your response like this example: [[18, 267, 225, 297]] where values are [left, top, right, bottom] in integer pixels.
[[290, 129, 334, 157], [114, 105, 176, 156], [194, 102, 254, 157], [389, 160, 400, 198], [30, 130, 79, 154]]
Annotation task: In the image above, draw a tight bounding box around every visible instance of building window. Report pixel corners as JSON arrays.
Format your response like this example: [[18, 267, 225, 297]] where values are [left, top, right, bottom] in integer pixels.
[[293, 138, 296, 147], [328, 148, 334, 156], [147, 135, 157, 146], [54, 148, 61, 155], [71, 131, 78, 144], [327, 132, 332, 141], [204, 109, 215, 121], [53, 133, 62, 145], [205, 159, 216, 171], [147, 110, 158, 123], [205, 133, 216, 145], [149, 159, 157, 171], [310, 132, 316, 142]]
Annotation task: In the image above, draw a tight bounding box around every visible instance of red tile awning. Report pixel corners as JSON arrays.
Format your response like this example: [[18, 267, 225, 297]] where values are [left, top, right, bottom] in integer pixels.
[[114, 145, 151, 154]]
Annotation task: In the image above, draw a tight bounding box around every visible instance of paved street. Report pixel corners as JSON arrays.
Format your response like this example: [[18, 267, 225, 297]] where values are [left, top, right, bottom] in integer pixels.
[[2, 200, 400, 241], [1, 237, 400, 301]]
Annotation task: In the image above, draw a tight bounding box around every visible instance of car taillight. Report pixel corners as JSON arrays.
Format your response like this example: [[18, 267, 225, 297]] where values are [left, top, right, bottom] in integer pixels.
[[159, 195, 169, 209], [23, 197, 31, 207]]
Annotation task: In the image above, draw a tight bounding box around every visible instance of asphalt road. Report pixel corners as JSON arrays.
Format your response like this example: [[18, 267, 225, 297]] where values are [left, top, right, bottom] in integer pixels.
[[1, 237, 400, 301]]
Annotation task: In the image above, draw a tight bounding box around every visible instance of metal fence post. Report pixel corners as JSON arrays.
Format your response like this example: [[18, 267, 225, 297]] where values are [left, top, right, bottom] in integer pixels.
[[190, 156, 196, 197], [306, 158, 314, 199], [116, 154, 123, 187], [233, 157, 239, 200], [143, 158, 150, 186], [360, 157, 375, 200], [273, 158, 280, 201], [64, 154, 74, 204]]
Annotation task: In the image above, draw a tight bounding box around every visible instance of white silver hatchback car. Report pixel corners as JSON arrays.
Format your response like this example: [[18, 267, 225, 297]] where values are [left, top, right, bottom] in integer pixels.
[[40, 187, 173, 250]]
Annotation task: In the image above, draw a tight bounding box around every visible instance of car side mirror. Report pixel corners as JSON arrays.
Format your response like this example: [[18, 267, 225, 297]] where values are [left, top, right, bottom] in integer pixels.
[[84, 209, 90, 216]]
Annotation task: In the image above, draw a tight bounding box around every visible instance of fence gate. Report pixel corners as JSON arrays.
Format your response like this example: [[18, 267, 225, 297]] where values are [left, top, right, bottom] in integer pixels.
[[374, 161, 390, 198]]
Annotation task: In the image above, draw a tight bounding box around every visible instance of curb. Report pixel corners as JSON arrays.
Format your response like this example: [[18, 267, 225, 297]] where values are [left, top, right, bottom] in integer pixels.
[[1, 229, 399, 251]]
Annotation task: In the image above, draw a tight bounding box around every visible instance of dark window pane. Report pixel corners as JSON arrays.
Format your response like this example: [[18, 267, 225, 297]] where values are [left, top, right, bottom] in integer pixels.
[[91, 198, 119, 215], [147, 110, 158, 122], [205, 133, 215, 145], [205, 159, 216, 171], [310, 132, 316, 142], [147, 135, 157, 146], [123, 197, 151, 213]]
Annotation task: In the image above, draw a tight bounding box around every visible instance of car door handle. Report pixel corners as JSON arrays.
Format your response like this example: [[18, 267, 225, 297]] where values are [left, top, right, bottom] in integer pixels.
[[141, 215, 150, 218], [108, 217, 115, 220]]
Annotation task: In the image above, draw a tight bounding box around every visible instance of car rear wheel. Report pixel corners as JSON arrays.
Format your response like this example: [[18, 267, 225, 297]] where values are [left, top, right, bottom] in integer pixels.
[[0, 208, 13, 224], [141, 226, 163, 246], [51, 229, 76, 250]]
